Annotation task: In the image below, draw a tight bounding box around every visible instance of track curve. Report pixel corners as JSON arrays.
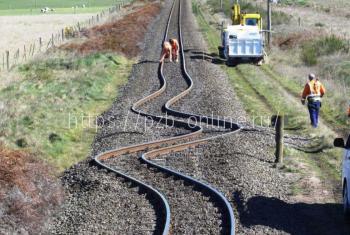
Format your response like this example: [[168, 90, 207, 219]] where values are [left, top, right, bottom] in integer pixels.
[[94, 0, 241, 234]]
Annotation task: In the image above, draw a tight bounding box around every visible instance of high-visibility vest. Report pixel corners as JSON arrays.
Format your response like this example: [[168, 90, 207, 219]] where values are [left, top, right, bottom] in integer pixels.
[[309, 80, 322, 96], [170, 39, 179, 52], [302, 79, 325, 102]]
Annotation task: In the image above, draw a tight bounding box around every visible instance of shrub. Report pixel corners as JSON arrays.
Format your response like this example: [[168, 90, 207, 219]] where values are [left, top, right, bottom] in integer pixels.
[[0, 145, 63, 233], [301, 35, 348, 65], [315, 22, 324, 27], [301, 43, 318, 66]]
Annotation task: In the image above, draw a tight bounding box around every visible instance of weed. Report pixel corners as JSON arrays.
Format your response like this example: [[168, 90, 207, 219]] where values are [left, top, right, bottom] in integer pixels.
[[315, 22, 324, 27], [301, 44, 318, 66]]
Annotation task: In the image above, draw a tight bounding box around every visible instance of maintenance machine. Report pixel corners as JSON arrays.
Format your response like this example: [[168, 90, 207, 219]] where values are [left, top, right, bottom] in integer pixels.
[[219, 2, 265, 65]]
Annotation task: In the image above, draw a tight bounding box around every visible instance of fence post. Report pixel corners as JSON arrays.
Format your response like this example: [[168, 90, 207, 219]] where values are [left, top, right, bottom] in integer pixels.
[[273, 115, 284, 164], [52, 33, 54, 47], [62, 29, 64, 41], [39, 37, 42, 51], [23, 45, 27, 61], [28, 44, 32, 58], [6, 51, 9, 71], [47, 38, 51, 49], [32, 43, 35, 56]]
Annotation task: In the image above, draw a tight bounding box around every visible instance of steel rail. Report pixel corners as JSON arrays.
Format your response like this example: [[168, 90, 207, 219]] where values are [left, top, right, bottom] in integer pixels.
[[141, 1, 237, 234], [94, 0, 239, 234]]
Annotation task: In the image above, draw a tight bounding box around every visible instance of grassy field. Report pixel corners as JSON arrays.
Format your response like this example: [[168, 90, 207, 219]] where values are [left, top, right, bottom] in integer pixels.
[[0, 0, 124, 15], [0, 7, 107, 15], [192, 0, 344, 200], [0, 0, 121, 9], [0, 53, 133, 170]]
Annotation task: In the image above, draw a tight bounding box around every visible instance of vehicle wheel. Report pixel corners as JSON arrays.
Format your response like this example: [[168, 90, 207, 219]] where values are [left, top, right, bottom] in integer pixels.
[[226, 58, 237, 67], [218, 46, 224, 59], [343, 183, 350, 217]]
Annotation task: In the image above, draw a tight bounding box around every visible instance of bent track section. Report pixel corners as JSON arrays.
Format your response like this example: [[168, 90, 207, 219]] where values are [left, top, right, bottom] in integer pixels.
[[94, 0, 240, 234]]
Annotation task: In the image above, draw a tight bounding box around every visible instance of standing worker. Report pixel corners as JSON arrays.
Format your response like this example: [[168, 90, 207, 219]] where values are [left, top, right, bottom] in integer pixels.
[[159, 41, 172, 63], [301, 73, 326, 128], [169, 38, 179, 63]]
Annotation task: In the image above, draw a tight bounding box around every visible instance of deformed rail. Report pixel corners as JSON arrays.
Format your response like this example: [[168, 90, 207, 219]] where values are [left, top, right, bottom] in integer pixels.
[[94, 0, 240, 234]]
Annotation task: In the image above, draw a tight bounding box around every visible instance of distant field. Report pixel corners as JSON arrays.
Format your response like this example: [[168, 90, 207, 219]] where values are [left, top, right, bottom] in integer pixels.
[[0, 0, 120, 9], [0, 0, 123, 15], [0, 7, 107, 16], [0, 13, 97, 57]]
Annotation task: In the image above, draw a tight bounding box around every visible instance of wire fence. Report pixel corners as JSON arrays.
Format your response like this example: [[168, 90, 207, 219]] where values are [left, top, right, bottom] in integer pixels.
[[1, 1, 126, 72]]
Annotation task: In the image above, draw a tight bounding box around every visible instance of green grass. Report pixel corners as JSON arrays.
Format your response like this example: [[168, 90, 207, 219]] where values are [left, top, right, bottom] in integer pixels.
[[192, 1, 220, 53], [0, 52, 133, 170], [237, 65, 311, 130], [284, 146, 343, 196], [286, 146, 343, 183]]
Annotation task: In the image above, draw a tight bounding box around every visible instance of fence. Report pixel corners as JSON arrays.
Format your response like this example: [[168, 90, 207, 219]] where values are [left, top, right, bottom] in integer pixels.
[[1, 1, 126, 72]]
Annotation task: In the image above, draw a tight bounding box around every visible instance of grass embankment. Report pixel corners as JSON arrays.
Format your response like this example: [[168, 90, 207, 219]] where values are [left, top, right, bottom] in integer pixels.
[[0, 53, 133, 170], [192, 1, 344, 194]]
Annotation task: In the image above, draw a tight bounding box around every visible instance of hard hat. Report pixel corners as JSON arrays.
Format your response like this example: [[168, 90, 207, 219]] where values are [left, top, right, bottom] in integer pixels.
[[308, 73, 316, 80]]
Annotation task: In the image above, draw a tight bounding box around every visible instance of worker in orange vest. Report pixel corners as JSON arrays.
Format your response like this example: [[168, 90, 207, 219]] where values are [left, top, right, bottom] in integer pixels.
[[159, 41, 172, 63], [301, 73, 326, 128], [169, 38, 179, 63]]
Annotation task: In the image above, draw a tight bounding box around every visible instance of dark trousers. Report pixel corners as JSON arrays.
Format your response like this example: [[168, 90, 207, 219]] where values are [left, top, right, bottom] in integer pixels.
[[308, 101, 321, 128]]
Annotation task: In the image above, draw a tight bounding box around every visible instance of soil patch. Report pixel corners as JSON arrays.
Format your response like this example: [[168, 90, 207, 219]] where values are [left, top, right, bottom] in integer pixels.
[[60, 2, 161, 58], [273, 30, 326, 49]]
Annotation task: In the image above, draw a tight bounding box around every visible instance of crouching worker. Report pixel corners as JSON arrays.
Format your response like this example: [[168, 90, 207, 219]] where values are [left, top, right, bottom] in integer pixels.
[[159, 41, 172, 63], [301, 73, 326, 128], [169, 38, 179, 63]]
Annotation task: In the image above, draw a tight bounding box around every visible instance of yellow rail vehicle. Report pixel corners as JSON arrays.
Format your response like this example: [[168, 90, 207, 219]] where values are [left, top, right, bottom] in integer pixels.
[[219, 3, 265, 65], [232, 3, 262, 29]]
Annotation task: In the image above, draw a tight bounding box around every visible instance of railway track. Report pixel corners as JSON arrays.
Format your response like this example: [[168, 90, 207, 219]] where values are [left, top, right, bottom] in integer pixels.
[[94, 0, 241, 234]]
